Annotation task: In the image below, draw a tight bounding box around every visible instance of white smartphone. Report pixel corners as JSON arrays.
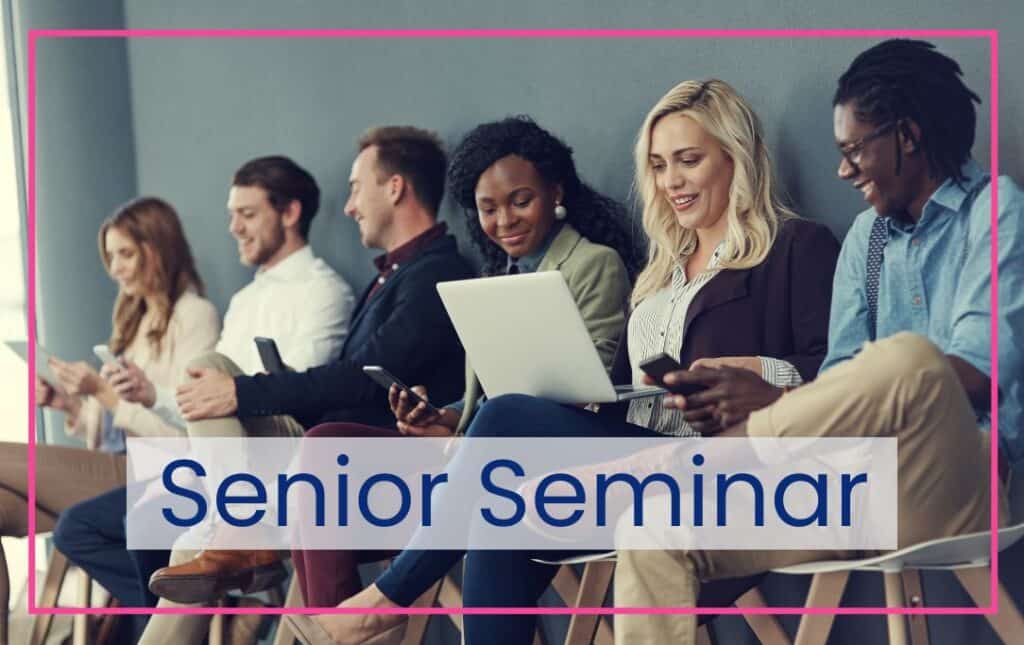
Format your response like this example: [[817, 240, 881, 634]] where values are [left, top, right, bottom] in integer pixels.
[[93, 344, 120, 366]]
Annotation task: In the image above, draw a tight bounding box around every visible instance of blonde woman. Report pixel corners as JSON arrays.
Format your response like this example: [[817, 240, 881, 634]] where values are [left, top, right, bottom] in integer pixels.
[[284, 80, 841, 645], [0, 197, 219, 632]]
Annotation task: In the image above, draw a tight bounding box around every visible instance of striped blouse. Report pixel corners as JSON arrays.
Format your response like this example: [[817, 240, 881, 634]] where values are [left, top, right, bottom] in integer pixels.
[[626, 245, 802, 436]]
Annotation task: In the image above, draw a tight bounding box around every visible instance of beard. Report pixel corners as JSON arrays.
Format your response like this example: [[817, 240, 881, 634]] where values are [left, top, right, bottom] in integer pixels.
[[243, 224, 286, 267]]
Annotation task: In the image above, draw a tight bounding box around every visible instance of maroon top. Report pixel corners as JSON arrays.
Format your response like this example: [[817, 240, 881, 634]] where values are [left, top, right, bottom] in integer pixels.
[[368, 222, 448, 299]]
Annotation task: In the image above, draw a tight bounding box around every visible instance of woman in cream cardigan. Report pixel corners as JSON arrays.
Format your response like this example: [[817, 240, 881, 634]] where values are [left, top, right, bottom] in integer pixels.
[[0, 197, 218, 636]]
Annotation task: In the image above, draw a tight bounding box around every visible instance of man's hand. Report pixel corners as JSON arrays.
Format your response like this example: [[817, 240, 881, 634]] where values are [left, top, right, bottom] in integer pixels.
[[644, 366, 784, 434], [689, 355, 762, 377], [946, 354, 991, 411], [176, 367, 237, 421], [105, 358, 157, 408]]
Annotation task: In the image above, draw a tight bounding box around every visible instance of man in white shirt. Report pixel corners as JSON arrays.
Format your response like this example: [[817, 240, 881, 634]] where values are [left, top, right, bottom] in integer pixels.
[[119, 155, 355, 423]]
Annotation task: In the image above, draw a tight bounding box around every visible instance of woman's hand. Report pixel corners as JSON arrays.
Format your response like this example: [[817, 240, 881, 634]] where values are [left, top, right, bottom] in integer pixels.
[[36, 376, 80, 414], [389, 385, 459, 437], [51, 357, 119, 411], [50, 358, 104, 397], [105, 358, 156, 408]]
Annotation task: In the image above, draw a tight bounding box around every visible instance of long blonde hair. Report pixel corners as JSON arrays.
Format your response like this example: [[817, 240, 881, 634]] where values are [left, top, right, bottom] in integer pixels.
[[98, 197, 204, 356], [630, 79, 796, 308]]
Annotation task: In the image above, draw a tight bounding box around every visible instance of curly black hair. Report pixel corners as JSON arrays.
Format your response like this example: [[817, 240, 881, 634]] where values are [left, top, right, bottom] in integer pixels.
[[834, 39, 981, 184], [447, 115, 643, 276]]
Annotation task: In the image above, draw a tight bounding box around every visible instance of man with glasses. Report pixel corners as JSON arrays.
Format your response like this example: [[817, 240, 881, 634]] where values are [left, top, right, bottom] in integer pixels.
[[614, 39, 1024, 644]]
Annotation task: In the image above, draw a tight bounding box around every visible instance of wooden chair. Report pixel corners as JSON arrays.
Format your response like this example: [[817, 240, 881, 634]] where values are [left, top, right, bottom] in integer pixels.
[[534, 553, 719, 645], [741, 487, 1024, 644], [30, 547, 93, 645]]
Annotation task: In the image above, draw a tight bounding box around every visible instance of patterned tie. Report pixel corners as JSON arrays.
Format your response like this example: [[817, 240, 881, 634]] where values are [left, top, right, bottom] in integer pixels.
[[507, 262, 520, 275], [865, 216, 888, 340]]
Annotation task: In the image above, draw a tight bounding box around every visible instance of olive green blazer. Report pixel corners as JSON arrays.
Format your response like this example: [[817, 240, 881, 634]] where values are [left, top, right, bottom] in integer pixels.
[[455, 223, 630, 433]]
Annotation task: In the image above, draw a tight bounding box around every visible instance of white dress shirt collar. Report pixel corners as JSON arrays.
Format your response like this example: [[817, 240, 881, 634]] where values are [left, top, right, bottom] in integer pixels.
[[255, 245, 316, 282]]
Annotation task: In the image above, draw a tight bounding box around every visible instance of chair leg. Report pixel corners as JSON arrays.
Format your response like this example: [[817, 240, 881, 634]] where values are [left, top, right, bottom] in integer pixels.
[[72, 571, 91, 645], [208, 598, 226, 645], [272, 576, 304, 645], [734, 586, 791, 645], [794, 571, 850, 645], [955, 566, 1024, 644], [0, 540, 8, 645], [400, 578, 443, 645], [436, 573, 465, 633], [883, 572, 909, 645], [30, 548, 71, 645], [900, 570, 930, 645], [93, 597, 121, 645], [550, 565, 582, 608], [562, 562, 615, 645]]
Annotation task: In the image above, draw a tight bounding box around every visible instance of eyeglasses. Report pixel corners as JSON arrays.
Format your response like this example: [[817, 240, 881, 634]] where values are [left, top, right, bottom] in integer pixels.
[[838, 121, 897, 170]]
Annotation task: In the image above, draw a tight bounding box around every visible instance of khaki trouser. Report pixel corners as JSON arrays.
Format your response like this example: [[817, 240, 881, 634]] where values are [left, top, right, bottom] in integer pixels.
[[614, 333, 1009, 644], [139, 351, 303, 645]]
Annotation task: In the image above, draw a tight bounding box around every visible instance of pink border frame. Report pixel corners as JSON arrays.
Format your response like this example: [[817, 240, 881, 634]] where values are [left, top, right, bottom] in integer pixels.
[[25, 28, 1000, 619]]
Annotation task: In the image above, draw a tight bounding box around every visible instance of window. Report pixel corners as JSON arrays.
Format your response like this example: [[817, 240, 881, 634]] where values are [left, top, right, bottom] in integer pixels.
[[0, 1, 33, 618]]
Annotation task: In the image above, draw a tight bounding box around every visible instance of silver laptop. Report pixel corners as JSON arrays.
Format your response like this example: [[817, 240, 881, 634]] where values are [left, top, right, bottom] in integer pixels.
[[437, 271, 664, 404]]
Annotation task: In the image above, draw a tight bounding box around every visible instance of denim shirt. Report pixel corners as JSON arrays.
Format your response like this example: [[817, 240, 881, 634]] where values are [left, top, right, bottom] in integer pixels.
[[821, 160, 1024, 466]]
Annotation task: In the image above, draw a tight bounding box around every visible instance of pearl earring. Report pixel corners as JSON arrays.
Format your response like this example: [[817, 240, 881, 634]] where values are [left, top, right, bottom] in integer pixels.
[[554, 204, 568, 220]]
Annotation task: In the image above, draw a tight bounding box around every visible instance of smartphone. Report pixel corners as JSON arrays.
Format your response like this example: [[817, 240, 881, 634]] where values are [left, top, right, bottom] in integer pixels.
[[93, 344, 120, 366], [254, 337, 286, 374], [639, 353, 709, 396], [362, 365, 442, 416]]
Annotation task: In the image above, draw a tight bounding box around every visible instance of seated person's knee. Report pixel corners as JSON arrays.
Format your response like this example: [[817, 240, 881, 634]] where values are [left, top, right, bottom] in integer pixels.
[[185, 350, 238, 375], [51, 506, 89, 558], [468, 394, 543, 438]]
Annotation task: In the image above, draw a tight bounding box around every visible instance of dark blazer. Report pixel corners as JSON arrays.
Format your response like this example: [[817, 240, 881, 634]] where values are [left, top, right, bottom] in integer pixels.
[[605, 218, 840, 416], [234, 233, 475, 428]]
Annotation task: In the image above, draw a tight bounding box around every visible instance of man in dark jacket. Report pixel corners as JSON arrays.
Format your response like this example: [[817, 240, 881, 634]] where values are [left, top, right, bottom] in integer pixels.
[[146, 126, 474, 610]]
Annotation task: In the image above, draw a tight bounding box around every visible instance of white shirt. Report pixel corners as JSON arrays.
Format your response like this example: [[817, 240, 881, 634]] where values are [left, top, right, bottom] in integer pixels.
[[152, 246, 354, 424], [626, 245, 802, 436], [214, 245, 353, 373]]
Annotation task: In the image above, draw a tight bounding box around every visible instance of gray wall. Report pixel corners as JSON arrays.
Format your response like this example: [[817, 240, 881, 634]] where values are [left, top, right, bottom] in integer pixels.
[[116, 0, 1020, 313], [14, 0, 136, 442], [24, 0, 1024, 643]]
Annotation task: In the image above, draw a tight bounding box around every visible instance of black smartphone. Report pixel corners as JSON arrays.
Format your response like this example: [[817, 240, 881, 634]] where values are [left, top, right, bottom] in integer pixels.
[[254, 337, 286, 374], [362, 365, 443, 416], [639, 353, 709, 396]]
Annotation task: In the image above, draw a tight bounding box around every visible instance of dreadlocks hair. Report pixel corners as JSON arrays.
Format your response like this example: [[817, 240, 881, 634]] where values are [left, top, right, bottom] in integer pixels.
[[447, 115, 643, 277], [833, 39, 981, 184]]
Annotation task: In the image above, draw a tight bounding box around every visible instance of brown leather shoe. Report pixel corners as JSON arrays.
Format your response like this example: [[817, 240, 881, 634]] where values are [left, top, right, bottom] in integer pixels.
[[148, 549, 287, 604]]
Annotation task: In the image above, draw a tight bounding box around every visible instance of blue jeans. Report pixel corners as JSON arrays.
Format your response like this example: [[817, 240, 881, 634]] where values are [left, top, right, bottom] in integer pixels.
[[53, 484, 169, 608], [376, 395, 758, 644]]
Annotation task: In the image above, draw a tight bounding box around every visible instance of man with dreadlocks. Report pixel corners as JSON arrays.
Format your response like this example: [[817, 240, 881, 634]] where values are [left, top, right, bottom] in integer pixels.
[[614, 39, 1024, 644]]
